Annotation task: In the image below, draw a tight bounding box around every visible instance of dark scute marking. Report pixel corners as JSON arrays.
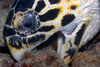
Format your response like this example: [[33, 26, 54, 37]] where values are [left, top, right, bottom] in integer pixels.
[[15, 0, 35, 13], [22, 37, 27, 45], [69, 39, 72, 47], [49, 0, 60, 4], [17, 32, 26, 37], [11, 0, 18, 8], [64, 48, 76, 59], [61, 14, 75, 26], [71, 6, 76, 10], [20, 33, 26, 37], [3, 26, 16, 37], [62, 34, 65, 44], [17, 32, 20, 35], [5, 10, 14, 25], [74, 24, 86, 45], [35, 1, 45, 12], [39, 9, 60, 22], [9, 36, 22, 49], [28, 34, 45, 44], [38, 25, 54, 32]]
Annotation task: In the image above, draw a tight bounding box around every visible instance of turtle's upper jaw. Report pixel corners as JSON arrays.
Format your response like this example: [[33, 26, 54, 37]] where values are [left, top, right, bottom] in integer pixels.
[[12, 10, 40, 36]]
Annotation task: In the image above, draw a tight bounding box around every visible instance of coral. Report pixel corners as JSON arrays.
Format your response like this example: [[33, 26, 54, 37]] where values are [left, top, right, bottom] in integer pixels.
[[0, 53, 15, 67]]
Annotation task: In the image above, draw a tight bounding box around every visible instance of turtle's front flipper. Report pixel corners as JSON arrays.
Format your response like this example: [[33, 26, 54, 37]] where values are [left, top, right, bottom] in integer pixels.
[[57, 32, 79, 64], [57, 21, 89, 64]]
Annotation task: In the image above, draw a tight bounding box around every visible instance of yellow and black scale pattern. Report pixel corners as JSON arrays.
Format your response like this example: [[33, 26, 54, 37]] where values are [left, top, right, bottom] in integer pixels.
[[3, 0, 100, 64]]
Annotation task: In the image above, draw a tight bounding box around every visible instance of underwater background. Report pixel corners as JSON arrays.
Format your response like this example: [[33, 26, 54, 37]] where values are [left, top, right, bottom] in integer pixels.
[[0, 0, 100, 67]]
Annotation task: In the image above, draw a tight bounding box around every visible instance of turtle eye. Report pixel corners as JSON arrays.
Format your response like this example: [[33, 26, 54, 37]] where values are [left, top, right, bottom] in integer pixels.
[[23, 12, 35, 28], [12, 10, 40, 36], [22, 11, 40, 31]]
